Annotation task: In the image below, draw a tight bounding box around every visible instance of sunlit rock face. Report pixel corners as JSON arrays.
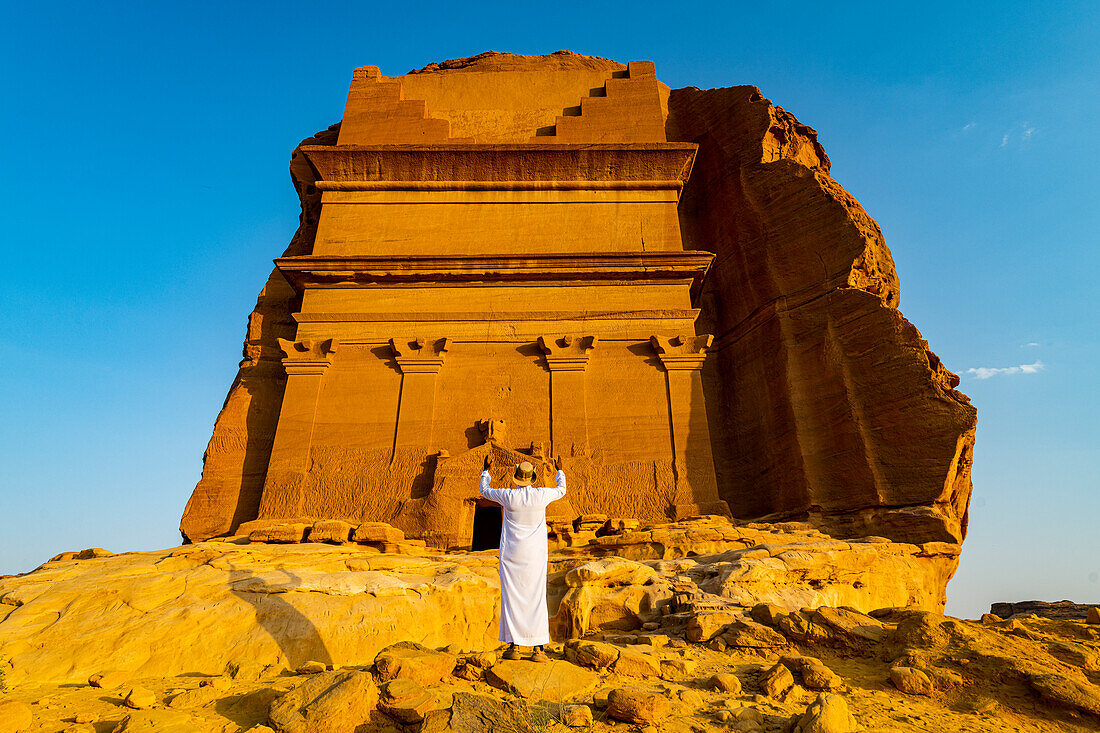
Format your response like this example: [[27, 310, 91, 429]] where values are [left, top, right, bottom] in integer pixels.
[[180, 51, 976, 553]]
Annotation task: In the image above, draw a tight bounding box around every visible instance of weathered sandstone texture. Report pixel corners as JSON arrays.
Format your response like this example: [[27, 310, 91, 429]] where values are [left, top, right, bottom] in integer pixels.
[[181, 50, 976, 555], [2, 539, 1099, 732], [0, 519, 953, 687]]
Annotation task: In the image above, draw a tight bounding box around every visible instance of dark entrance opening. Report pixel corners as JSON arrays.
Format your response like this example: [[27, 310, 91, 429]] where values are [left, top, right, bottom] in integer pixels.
[[471, 504, 502, 551]]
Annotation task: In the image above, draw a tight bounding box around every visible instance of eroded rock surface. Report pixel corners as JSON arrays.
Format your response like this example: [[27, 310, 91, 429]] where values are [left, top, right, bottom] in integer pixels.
[[1, 543, 1098, 732]]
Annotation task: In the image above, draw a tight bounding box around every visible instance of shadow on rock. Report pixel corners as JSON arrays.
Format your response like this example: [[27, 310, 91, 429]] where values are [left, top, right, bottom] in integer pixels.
[[228, 568, 334, 669]]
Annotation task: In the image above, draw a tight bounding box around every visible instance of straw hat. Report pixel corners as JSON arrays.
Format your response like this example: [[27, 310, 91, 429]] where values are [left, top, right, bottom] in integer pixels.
[[512, 461, 536, 486]]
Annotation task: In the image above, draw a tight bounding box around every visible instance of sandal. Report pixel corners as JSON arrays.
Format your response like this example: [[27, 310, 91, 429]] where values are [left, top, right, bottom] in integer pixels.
[[530, 646, 549, 663], [503, 644, 521, 661]]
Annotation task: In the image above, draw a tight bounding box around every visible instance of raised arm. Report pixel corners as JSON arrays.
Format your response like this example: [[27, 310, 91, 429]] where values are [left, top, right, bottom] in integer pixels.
[[543, 455, 567, 502], [480, 455, 509, 507]]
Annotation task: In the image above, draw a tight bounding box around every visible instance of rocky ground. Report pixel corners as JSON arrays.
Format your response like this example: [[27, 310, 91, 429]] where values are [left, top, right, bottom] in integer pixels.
[[1, 518, 1097, 732]]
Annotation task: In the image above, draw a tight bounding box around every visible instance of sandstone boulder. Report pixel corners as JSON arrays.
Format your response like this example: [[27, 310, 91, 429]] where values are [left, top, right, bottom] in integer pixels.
[[611, 649, 661, 677], [446, 692, 533, 732], [0, 701, 32, 733], [889, 666, 934, 696], [308, 520, 353, 544], [564, 639, 620, 669], [249, 523, 309, 543], [1025, 673, 1100, 717], [790, 693, 859, 733], [373, 642, 457, 685], [760, 663, 795, 699], [124, 687, 156, 710], [268, 668, 378, 733], [659, 657, 697, 679], [352, 522, 404, 544], [378, 678, 447, 724], [484, 659, 598, 701], [607, 688, 671, 724], [710, 673, 742, 694], [722, 618, 789, 649], [562, 703, 593, 727], [750, 603, 785, 626], [686, 611, 739, 642], [800, 659, 845, 691]]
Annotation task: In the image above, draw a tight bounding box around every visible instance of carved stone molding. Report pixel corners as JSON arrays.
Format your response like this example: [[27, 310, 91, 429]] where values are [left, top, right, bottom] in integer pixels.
[[650, 334, 713, 371], [277, 338, 339, 376], [389, 337, 450, 374], [538, 335, 598, 372]]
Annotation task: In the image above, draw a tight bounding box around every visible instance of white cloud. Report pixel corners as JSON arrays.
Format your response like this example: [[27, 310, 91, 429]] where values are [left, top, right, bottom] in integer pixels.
[[1000, 133, 1010, 147], [965, 360, 1045, 379], [1023, 342, 1039, 348], [1022, 126, 1035, 140], [962, 122, 976, 132]]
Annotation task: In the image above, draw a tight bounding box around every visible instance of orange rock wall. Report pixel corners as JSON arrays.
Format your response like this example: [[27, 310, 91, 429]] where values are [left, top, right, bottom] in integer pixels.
[[667, 87, 977, 543]]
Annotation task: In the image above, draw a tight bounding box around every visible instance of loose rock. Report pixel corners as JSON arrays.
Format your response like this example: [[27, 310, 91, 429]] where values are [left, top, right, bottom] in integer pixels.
[[686, 611, 739, 642], [888, 666, 934, 696], [790, 693, 859, 733], [308, 520, 354, 544], [607, 688, 671, 724], [562, 704, 594, 727], [612, 650, 661, 677], [124, 686, 156, 710], [269, 669, 378, 733], [378, 678, 443, 724], [373, 642, 457, 685], [760, 663, 794, 699], [710, 673, 743, 694]]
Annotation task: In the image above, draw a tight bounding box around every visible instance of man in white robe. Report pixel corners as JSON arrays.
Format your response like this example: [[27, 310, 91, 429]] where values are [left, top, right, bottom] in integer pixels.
[[480, 455, 566, 661]]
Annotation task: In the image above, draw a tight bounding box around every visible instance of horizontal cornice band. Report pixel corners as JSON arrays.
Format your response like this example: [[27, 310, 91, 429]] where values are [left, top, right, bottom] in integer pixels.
[[315, 179, 684, 192], [299, 143, 698, 185], [275, 252, 714, 290], [292, 309, 701, 323]]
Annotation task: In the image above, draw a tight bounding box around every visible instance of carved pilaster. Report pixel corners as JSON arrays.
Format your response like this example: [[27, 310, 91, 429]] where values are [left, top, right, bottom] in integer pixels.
[[538, 335, 597, 455], [390, 336, 450, 374], [650, 333, 726, 518], [538, 335, 598, 371], [389, 336, 450, 454], [258, 338, 339, 519], [650, 334, 711, 371]]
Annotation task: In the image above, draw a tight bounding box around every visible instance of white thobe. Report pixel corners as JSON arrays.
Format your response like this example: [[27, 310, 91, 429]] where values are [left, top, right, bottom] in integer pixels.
[[479, 469, 567, 646]]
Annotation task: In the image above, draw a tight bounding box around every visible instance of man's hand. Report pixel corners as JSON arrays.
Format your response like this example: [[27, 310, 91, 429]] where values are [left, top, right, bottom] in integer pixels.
[[484, 455, 492, 471], [554, 455, 563, 471]]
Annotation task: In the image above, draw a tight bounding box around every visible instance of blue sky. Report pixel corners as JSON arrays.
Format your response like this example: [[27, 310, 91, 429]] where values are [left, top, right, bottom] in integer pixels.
[[1, 1, 1096, 618]]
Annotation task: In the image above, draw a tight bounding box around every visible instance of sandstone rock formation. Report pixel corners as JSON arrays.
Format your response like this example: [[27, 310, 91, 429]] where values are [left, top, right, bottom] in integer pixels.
[[991, 600, 1100, 621], [181, 50, 976, 554], [1, 538, 1098, 731]]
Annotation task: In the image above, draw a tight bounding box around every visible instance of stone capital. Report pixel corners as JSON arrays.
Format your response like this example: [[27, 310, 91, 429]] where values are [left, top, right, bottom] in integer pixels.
[[390, 336, 450, 374], [538, 335, 598, 372], [650, 334, 713, 370], [278, 338, 338, 376]]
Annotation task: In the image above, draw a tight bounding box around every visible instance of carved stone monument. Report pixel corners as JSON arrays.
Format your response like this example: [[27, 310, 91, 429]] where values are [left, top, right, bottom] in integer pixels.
[[181, 52, 976, 550]]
